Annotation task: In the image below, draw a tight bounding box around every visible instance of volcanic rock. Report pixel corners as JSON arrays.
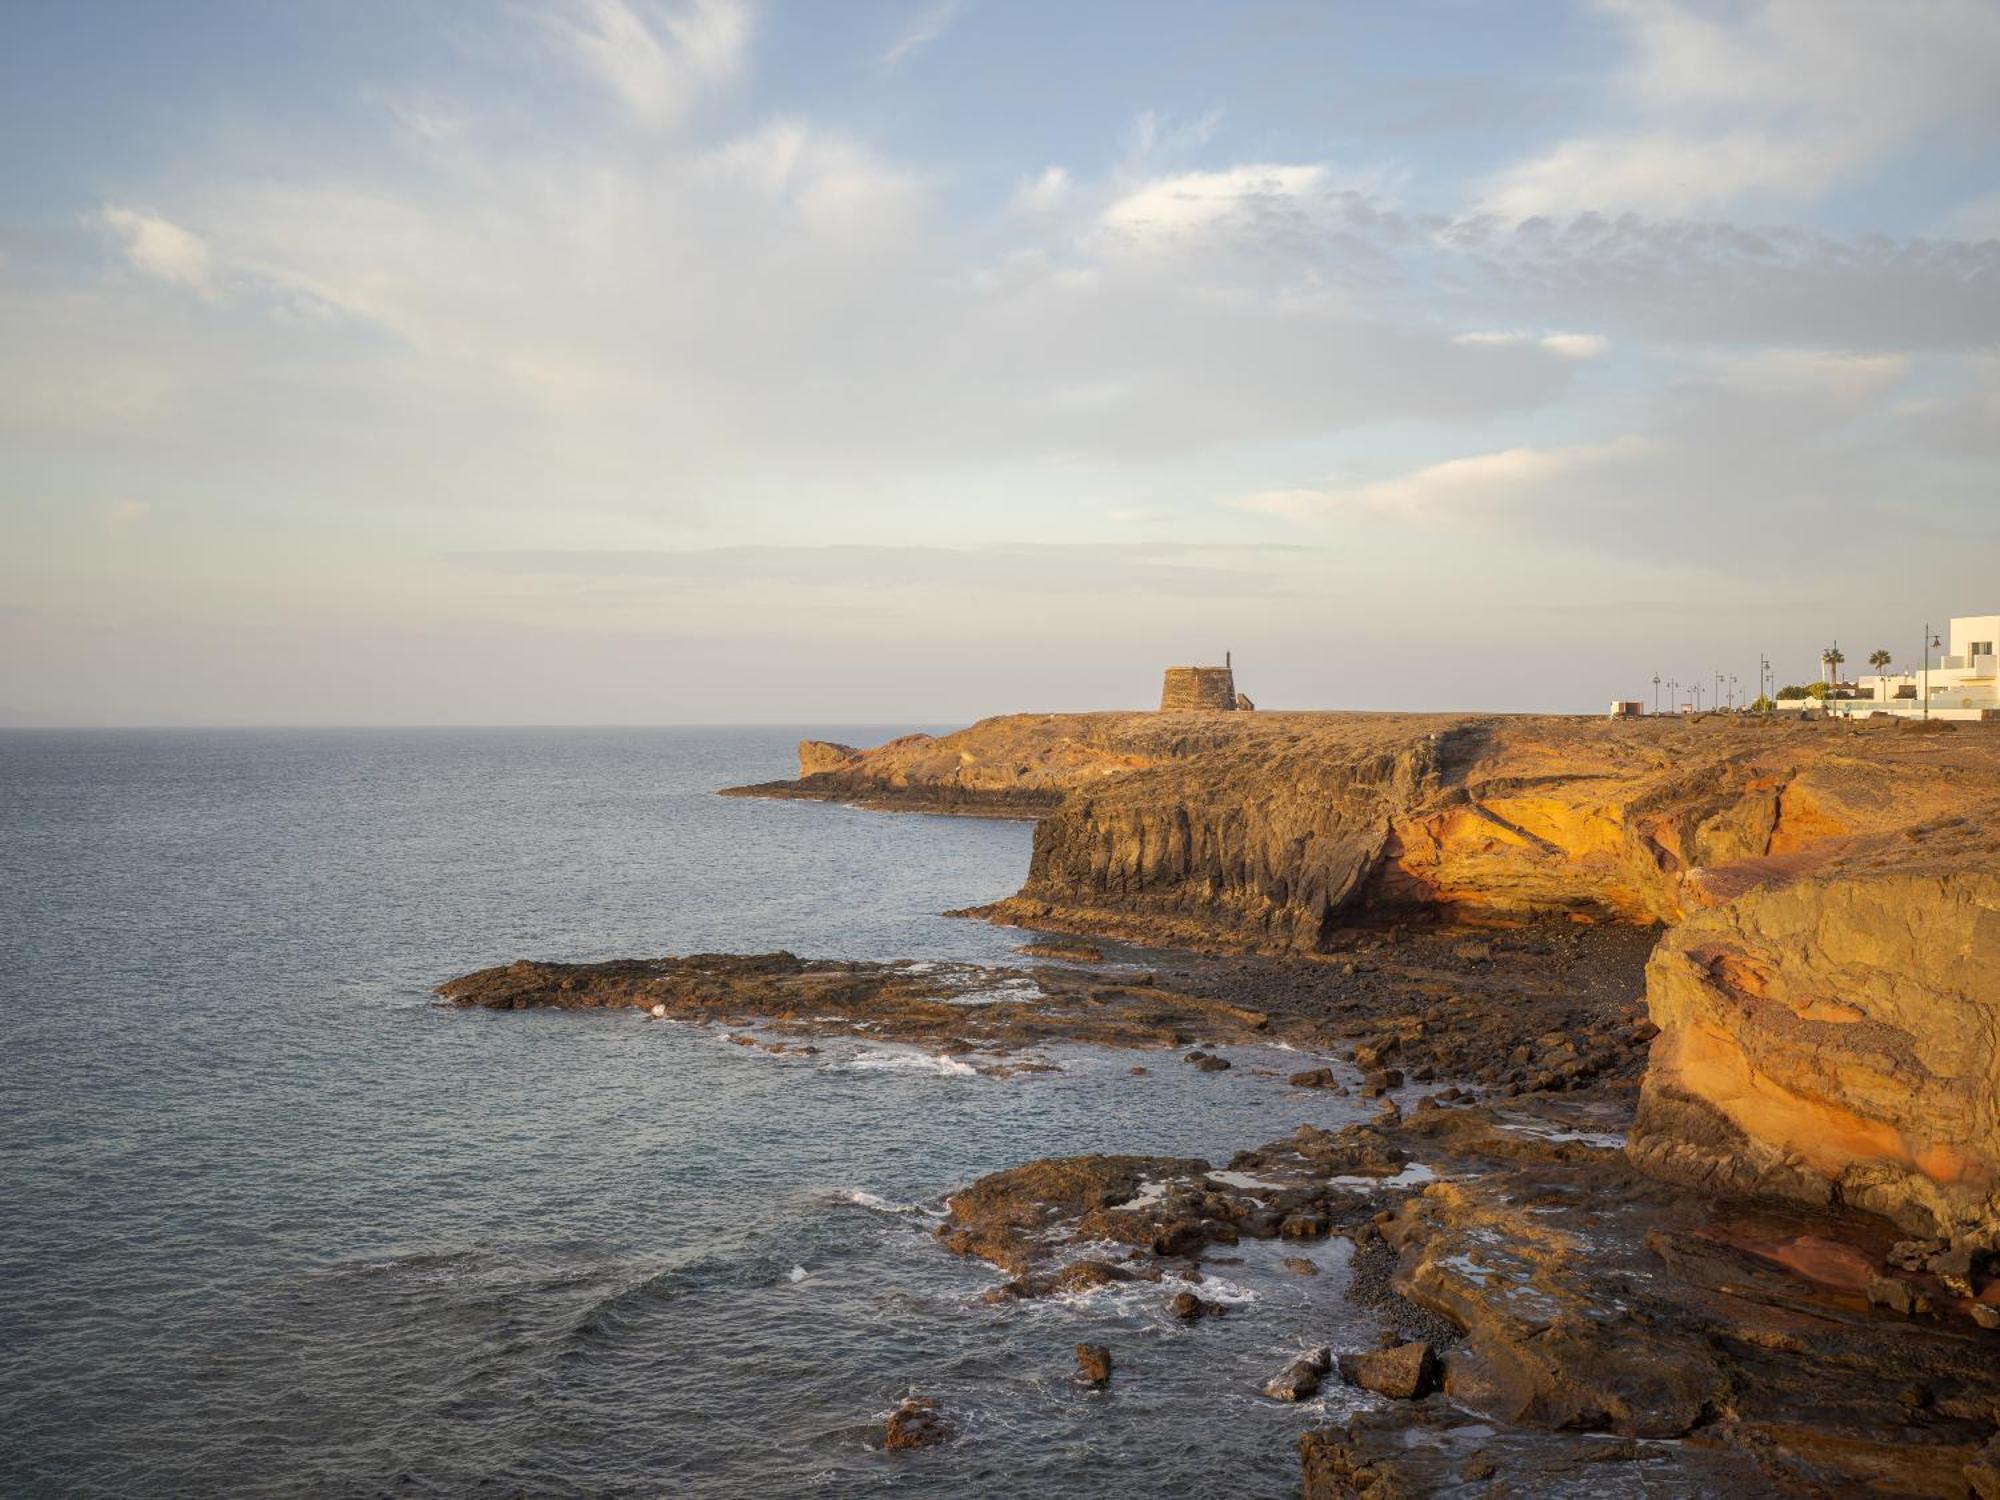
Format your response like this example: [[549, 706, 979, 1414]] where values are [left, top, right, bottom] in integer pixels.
[[881, 1397, 952, 1450], [1338, 1341, 1437, 1400], [1075, 1343, 1112, 1388], [1265, 1346, 1332, 1401]]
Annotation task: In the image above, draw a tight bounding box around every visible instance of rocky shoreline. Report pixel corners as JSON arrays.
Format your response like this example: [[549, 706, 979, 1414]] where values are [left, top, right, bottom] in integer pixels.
[[448, 710, 2000, 1495]]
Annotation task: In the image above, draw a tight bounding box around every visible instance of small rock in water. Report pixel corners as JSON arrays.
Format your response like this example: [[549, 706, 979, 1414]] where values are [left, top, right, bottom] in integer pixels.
[[1168, 1290, 1222, 1322], [1184, 1050, 1232, 1072], [1264, 1346, 1332, 1401], [882, 1397, 954, 1450], [1075, 1343, 1112, 1388], [1283, 1256, 1319, 1276]]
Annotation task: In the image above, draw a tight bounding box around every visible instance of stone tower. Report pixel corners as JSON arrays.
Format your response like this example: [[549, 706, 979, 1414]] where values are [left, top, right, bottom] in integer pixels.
[[1159, 663, 1238, 711]]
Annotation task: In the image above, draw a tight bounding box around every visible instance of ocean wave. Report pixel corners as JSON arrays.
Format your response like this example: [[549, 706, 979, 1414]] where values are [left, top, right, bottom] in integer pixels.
[[848, 1049, 980, 1077], [823, 1187, 939, 1218]]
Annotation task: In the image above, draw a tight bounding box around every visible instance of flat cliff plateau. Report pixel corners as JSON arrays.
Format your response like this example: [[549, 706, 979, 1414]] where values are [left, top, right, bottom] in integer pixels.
[[733, 711, 2000, 1249]]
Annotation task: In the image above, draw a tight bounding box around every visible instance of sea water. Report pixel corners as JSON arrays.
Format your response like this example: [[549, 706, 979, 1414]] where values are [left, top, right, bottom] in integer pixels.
[[0, 728, 1384, 1497]]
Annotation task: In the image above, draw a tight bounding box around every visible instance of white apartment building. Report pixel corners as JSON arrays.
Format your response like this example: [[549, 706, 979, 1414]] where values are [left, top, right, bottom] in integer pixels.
[[1844, 614, 1999, 718]]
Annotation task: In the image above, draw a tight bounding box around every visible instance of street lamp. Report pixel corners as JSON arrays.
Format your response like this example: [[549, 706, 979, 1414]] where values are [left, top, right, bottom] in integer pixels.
[[1668, 678, 1679, 714], [1652, 673, 1661, 715], [1922, 624, 1942, 720]]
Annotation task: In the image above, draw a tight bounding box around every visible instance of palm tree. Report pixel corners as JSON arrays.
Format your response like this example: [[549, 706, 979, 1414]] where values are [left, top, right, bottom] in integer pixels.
[[1823, 645, 1845, 685], [1867, 648, 1891, 703]]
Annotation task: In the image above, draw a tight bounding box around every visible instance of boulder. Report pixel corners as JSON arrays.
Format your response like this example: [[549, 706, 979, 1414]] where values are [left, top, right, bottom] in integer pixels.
[[1338, 1342, 1438, 1401], [1265, 1346, 1333, 1401], [1168, 1289, 1222, 1322], [1075, 1343, 1112, 1388], [881, 1397, 953, 1450]]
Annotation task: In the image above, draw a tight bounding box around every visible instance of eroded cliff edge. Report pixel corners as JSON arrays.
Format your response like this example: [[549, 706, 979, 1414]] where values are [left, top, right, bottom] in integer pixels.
[[729, 710, 2000, 1247]]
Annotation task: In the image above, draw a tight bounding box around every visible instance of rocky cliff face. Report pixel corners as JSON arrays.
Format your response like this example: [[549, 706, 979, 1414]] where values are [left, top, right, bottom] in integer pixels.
[[1630, 817, 2000, 1246], [730, 709, 2000, 1245], [982, 714, 1992, 949], [721, 711, 1261, 816]]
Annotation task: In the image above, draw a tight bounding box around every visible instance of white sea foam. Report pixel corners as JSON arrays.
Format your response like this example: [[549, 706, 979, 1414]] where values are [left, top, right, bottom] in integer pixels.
[[828, 1187, 939, 1218], [787, 1265, 810, 1284], [850, 1049, 979, 1078]]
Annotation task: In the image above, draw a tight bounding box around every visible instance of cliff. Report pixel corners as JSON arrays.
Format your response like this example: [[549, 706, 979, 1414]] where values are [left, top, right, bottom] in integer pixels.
[[719, 712, 1262, 816], [1629, 815, 2000, 1247], [727, 709, 2000, 1244], [976, 714, 1992, 948]]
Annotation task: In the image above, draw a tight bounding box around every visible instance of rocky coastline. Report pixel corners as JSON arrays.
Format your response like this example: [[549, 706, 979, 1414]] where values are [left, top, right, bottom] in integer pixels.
[[449, 709, 2000, 1495]]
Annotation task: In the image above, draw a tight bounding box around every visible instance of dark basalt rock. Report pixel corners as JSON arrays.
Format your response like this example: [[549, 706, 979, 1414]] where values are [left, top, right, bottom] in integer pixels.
[[1168, 1290, 1223, 1322], [1075, 1343, 1112, 1388], [881, 1397, 953, 1450]]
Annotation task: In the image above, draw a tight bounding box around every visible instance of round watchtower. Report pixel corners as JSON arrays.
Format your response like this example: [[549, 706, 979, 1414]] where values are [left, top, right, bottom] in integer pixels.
[[1160, 665, 1238, 712]]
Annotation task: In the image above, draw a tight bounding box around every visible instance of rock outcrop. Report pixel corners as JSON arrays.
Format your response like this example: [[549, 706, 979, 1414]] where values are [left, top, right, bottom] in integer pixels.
[[731, 709, 2000, 1246], [720, 714, 1235, 817], [436, 950, 1316, 1059], [1629, 816, 2000, 1248]]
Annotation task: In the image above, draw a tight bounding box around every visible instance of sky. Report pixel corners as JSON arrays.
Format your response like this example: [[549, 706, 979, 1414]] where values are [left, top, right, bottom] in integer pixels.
[[2, 0, 1997, 726]]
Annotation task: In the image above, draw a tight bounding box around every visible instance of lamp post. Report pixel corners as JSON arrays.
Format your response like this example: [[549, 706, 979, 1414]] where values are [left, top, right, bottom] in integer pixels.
[[1922, 624, 1941, 720], [1668, 678, 1678, 714], [1759, 653, 1771, 710], [1714, 670, 1724, 712], [1652, 673, 1661, 715]]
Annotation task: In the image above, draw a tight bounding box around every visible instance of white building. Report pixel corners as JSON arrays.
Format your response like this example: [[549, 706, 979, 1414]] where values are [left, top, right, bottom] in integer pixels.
[[1842, 614, 1999, 719]]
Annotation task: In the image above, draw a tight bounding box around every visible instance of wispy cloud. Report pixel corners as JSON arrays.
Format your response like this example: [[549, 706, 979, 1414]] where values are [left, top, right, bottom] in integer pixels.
[[550, 0, 753, 128], [1235, 439, 1644, 522], [880, 0, 965, 69], [1481, 0, 2000, 217], [100, 207, 212, 292]]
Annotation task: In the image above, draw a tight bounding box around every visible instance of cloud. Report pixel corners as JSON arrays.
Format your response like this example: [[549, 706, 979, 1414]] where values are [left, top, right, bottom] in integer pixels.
[[880, 0, 965, 68], [1483, 130, 1848, 220], [1481, 0, 2000, 217], [1099, 163, 1327, 247], [1451, 329, 1610, 359], [1231, 343, 1996, 584], [1540, 331, 1609, 359], [1236, 439, 1644, 522], [1010, 165, 1071, 215], [551, 0, 752, 128], [100, 207, 213, 291]]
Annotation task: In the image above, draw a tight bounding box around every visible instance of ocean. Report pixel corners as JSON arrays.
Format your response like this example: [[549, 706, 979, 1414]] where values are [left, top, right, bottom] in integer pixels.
[[0, 728, 1384, 1497]]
